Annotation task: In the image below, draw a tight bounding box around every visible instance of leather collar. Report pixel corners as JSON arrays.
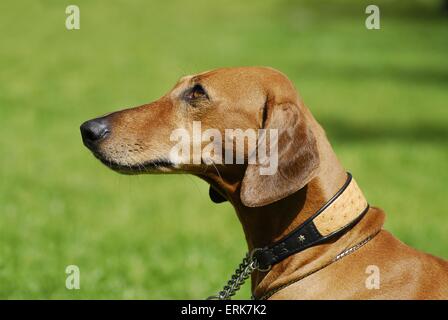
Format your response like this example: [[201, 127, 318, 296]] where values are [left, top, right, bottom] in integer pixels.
[[253, 172, 369, 271]]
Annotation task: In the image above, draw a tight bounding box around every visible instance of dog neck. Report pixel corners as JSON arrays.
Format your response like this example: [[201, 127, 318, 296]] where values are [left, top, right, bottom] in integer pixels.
[[199, 121, 381, 296]]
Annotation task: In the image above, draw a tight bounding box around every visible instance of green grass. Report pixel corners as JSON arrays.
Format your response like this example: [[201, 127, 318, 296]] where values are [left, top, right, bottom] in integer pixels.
[[0, 0, 447, 299]]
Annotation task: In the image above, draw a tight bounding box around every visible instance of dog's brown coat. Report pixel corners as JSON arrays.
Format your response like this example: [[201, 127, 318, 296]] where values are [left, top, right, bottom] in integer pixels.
[[84, 67, 448, 299]]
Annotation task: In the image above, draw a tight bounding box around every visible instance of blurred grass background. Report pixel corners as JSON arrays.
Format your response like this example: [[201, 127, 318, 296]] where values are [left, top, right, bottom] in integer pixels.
[[0, 0, 447, 299]]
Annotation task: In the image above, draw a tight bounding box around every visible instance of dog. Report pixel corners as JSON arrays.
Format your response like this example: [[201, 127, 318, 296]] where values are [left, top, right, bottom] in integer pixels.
[[80, 66, 448, 299]]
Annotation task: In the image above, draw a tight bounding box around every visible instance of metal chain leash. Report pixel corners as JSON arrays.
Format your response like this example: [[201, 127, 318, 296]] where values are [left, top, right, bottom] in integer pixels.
[[334, 232, 378, 261], [207, 252, 258, 300], [208, 230, 380, 300]]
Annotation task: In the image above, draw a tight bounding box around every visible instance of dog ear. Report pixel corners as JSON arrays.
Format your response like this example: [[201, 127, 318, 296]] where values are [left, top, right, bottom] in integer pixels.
[[209, 186, 227, 203], [240, 99, 320, 207]]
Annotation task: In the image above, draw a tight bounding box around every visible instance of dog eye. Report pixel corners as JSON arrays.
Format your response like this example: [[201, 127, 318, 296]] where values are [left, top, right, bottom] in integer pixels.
[[187, 84, 208, 100]]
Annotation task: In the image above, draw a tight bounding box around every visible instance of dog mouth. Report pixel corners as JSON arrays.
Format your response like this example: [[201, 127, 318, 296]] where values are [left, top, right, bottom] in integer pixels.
[[92, 152, 174, 174]]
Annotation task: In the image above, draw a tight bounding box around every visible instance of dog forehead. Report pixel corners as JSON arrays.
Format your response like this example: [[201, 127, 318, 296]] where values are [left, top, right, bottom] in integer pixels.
[[171, 67, 295, 103], [174, 68, 217, 85], [197, 67, 290, 88], [191, 70, 259, 97]]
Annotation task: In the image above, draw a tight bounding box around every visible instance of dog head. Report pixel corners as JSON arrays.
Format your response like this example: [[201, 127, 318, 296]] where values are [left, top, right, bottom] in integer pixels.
[[81, 67, 319, 207]]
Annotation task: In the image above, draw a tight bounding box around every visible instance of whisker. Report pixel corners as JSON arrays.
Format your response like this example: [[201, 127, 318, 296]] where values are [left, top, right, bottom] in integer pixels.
[[209, 159, 223, 182]]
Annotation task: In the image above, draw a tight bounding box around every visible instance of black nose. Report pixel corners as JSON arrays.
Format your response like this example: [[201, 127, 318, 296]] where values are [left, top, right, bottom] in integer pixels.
[[80, 117, 110, 149]]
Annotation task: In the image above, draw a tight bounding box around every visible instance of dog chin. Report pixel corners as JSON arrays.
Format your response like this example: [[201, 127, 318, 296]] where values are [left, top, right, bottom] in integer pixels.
[[94, 154, 174, 174]]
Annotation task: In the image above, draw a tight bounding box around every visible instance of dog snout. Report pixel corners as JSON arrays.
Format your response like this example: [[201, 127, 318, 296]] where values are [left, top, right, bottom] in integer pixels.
[[80, 117, 110, 150]]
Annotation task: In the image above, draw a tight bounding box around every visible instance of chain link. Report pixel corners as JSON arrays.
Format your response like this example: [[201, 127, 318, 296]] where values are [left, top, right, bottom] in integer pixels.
[[334, 231, 378, 261], [207, 252, 258, 300]]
